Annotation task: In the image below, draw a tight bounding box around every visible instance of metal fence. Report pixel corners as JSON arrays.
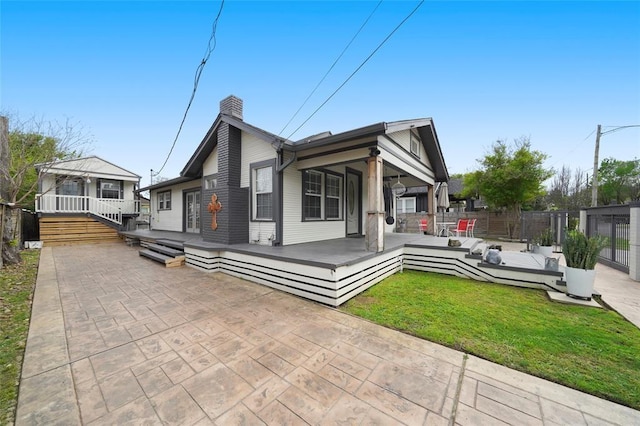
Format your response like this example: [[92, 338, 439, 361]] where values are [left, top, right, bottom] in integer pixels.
[[520, 211, 579, 249], [585, 204, 630, 273]]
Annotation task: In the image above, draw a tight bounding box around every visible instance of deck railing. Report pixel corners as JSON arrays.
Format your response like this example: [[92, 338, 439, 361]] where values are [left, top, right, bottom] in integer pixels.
[[35, 194, 140, 226]]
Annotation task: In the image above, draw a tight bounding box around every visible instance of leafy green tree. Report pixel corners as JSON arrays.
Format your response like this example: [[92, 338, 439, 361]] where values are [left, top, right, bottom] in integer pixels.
[[1, 115, 90, 209], [597, 158, 640, 205], [1, 114, 91, 266], [464, 137, 553, 238]]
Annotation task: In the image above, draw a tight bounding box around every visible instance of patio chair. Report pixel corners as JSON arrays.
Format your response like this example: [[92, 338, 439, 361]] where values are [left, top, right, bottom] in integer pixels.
[[450, 218, 469, 237], [418, 218, 429, 234], [466, 218, 477, 237]]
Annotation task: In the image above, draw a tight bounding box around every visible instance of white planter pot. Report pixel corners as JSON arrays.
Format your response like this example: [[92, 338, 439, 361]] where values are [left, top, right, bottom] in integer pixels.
[[564, 266, 596, 300], [539, 246, 553, 257]]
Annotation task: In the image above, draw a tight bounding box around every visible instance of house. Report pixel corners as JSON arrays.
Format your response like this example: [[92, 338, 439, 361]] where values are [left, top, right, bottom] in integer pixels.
[[140, 95, 448, 249], [132, 96, 568, 306], [35, 156, 141, 245]]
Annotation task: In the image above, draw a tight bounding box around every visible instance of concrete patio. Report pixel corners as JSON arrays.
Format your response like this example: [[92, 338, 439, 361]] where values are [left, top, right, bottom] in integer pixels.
[[15, 243, 640, 425]]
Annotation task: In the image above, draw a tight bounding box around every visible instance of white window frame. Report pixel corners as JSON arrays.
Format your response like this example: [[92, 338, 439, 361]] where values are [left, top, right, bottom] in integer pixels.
[[204, 177, 217, 190], [99, 179, 122, 199], [158, 190, 171, 210], [253, 165, 273, 221], [325, 173, 342, 220], [410, 131, 420, 157], [397, 197, 416, 214], [303, 169, 344, 221], [303, 170, 323, 221]]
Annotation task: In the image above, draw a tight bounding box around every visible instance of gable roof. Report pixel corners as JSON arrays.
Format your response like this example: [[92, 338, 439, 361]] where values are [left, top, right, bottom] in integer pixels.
[[289, 118, 449, 182], [181, 114, 286, 178], [180, 112, 448, 182], [36, 155, 141, 180], [138, 175, 197, 192]]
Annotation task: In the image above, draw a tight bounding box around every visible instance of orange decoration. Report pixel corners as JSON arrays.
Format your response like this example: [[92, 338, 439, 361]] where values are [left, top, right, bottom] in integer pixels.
[[207, 194, 222, 230]]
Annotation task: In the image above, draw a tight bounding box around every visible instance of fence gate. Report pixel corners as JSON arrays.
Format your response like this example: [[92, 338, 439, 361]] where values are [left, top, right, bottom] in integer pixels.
[[21, 210, 39, 245], [586, 205, 630, 273]]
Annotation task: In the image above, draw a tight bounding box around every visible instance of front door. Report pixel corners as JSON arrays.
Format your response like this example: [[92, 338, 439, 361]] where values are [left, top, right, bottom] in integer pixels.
[[346, 169, 361, 236], [185, 190, 201, 233]]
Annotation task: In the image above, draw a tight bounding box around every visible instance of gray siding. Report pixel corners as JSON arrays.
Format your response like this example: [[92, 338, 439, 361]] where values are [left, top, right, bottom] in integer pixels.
[[202, 121, 248, 244]]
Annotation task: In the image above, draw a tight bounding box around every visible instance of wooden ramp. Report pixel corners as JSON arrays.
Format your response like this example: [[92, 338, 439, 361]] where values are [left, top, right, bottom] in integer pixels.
[[39, 216, 120, 246]]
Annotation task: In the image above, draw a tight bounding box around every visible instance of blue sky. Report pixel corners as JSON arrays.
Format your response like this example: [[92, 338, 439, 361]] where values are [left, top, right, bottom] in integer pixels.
[[2, 1, 639, 188]]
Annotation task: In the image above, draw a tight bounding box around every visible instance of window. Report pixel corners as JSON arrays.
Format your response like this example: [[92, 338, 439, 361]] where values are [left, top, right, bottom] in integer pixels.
[[397, 197, 416, 214], [303, 170, 344, 221], [410, 131, 420, 157], [57, 177, 83, 196], [158, 191, 171, 210], [325, 174, 342, 220], [205, 177, 217, 190], [99, 179, 121, 199], [304, 170, 322, 220], [254, 166, 273, 220]]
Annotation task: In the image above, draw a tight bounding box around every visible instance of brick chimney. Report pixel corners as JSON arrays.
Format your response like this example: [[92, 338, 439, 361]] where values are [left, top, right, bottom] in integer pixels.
[[219, 95, 243, 120]]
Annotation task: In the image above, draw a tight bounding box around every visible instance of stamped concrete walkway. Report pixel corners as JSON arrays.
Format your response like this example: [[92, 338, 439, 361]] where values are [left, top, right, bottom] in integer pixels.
[[16, 244, 640, 425]]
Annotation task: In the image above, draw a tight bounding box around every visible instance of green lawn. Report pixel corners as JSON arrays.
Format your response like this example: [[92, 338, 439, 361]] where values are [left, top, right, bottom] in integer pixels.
[[0, 250, 39, 425], [341, 270, 640, 410]]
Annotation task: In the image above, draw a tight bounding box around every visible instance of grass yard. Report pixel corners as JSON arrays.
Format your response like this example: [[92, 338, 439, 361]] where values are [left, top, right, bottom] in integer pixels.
[[0, 250, 39, 425], [342, 270, 640, 410]]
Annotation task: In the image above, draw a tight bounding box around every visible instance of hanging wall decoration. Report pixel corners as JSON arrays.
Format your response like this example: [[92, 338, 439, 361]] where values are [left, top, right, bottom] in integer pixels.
[[207, 194, 222, 230]]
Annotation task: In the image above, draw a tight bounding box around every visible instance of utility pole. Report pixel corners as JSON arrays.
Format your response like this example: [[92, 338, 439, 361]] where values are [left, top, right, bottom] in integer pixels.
[[150, 169, 153, 186], [591, 124, 601, 207]]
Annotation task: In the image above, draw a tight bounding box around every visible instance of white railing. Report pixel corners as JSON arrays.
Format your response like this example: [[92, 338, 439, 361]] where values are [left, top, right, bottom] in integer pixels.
[[35, 194, 140, 226]]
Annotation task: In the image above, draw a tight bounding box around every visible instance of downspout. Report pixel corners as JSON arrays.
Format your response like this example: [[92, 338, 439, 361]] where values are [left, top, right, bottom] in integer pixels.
[[273, 142, 296, 246], [277, 149, 296, 173]]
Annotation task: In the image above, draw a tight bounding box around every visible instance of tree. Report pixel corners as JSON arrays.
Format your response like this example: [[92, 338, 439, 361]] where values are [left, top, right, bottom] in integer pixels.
[[546, 165, 591, 210], [597, 158, 640, 205], [0, 114, 92, 266], [464, 137, 553, 238]]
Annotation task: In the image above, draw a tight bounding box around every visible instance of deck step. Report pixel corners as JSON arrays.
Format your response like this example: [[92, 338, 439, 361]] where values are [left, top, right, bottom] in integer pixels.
[[139, 249, 185, 268], [155, 239, 184, 250], [145, 243, 184, 257]]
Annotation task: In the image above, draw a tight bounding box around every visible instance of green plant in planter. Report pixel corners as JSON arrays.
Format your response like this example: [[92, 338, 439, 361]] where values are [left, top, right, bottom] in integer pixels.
[[537, 228, 555, 247], [562, 229, 608, 270]]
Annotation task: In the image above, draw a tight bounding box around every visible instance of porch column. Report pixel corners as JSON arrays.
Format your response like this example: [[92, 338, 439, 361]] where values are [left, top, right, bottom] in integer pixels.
[[366, 155, 384, 252], [428, 184, 435, 235]]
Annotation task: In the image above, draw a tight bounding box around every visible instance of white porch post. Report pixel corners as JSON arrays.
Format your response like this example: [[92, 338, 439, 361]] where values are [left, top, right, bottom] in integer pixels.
[[366, 155, 384, 252], [428, 184, 435, 235]]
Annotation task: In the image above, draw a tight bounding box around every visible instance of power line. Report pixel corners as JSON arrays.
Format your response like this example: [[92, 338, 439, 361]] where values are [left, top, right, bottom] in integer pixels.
[[278, 0, 384, 136], [600, 124, 640, 136], [548, 128, 597, 168], [154, 0, 225, 177], [285, 0, 425, 141]]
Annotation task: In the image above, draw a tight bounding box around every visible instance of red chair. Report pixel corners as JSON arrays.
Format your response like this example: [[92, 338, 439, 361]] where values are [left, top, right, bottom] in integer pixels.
[[466, 218, 477, 237], [451, 219, 469, 237], [418, 218, 429, 234]]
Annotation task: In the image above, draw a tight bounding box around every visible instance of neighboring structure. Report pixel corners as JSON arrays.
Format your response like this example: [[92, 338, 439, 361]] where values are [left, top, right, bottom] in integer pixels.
[[140, 95, 449, 251], [398, 177, 487, 216], [35, 156, 141, 245]]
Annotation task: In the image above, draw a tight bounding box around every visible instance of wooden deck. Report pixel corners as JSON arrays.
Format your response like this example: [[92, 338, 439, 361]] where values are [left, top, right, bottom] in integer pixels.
[[120, 230, 565, 306]]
